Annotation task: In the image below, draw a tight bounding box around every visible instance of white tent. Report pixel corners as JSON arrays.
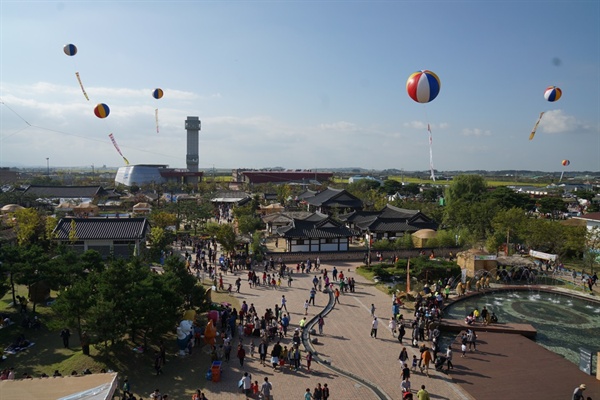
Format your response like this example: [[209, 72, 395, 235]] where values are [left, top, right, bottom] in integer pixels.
[[529, 249, 558, 262], [0, 372, 118, 400]]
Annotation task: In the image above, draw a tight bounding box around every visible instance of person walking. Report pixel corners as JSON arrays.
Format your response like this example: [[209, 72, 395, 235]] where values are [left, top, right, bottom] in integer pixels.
[[420, 347, 432, 377], [281, 295, 288, 312], [370, 317, 379, 338], [398, 323, 406, 343], [304, 388, 314, 400], [389, 317, 397, 337], [334, 288, 340, 305], [313, 383, 323, 400], [572, 383, 586, 400], [445, 345, 454, 372], [370, 304, 376, 317], [304, 300, 310, 315], [309, 288, 316, 305], [317, 314, 325, 335], [260, 377, 273, 400], [237, 343, 246, 367], [306, 351, 313, 372], [60, 328, 71, 348], [417, 385, 431, 400], [322, 383, 330, 400], [241, 372, 252, 400], [399, 347, 409, 366], [259, 340, 268, 366]]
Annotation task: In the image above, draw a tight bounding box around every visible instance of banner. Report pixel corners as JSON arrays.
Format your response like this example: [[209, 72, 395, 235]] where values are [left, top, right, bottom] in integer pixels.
[[108, 133, 130, 165]]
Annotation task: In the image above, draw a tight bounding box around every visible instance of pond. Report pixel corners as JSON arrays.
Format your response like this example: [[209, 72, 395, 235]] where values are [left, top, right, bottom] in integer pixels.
[[442, 290, 600, 370]]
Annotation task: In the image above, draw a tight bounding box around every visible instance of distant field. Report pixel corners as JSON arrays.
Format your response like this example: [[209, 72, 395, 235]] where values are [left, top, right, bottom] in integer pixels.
[[334, 175, 549, 187]]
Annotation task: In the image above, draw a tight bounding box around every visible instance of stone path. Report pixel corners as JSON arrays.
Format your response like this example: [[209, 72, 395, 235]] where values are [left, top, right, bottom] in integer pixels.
[[196, 258, 475, 400]]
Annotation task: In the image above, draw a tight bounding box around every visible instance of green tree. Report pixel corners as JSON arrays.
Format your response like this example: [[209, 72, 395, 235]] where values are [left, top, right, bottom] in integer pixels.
[[276, 184, 292, 205], [52, 277, 95, 340], [443, 175, 489, 231], [148, 227, 170, 260], [216, 224, 238, 256], [0, 245, 20, 303], [237, 214, 263, 235], [492, 207, 528, 255], [380, 179, 402, 195], [13, 208, 45, 246], [13, 245, 52, 313], [486, 186, 533, 211], [538, 197, 567, 218], [150, 211, 177, 229]]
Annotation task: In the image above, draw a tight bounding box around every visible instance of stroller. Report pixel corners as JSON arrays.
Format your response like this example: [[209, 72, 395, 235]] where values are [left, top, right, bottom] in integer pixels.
[[434, 355, 447, 371]]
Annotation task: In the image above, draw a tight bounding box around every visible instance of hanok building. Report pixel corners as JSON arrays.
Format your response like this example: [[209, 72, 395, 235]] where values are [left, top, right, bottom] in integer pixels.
[[302, 187, 364, 215], [22, 185, 120, 211], [53, 217, 150, 258], [276, 212, 358, 252], [262, 211, 313, 235], [340, 204, 438, 241]]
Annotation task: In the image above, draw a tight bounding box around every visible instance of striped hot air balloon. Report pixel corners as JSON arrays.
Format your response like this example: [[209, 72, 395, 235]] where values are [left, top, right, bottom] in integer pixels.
[[153, 88, 164, 99], [562, 159, 570, 166], [406, 70, 441, 103], [63, 44, 77, 56], [544, 86, 562, 102], [94, 103, 110, 119]]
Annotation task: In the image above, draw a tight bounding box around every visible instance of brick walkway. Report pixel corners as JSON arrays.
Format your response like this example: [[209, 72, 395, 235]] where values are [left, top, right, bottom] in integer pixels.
[[196, 259, 475, 400]]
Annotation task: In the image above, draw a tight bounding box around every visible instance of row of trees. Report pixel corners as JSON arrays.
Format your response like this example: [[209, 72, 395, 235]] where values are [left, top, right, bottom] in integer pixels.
[[0, 204, 208, 351], [338, 175, 596, 265]]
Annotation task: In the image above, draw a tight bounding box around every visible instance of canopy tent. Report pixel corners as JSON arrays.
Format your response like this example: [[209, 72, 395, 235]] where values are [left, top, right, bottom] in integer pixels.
[[73, 202, 99, 216], [1, 204, 24, 213], [0, 372, 118, 400], [133, 202, 152, 213], [529, 249, 558, 262], [55, 202, 76, 212]]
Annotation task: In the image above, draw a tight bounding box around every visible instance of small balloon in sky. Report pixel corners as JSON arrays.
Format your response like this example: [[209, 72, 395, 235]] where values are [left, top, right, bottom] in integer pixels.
[[406, 70, 441, 104], [544, 86, 562, 102], [63, 44, 77, 56], [562, 159, 570, 166], [552, 57, 562, 67], [152, 88, 164, 99], [94, 103, 110, 119]]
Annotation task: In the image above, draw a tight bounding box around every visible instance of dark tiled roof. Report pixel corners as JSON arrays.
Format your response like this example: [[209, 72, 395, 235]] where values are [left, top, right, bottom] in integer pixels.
[[24, 185, 106, 199], [53, 217, 150, 240], [304, 187, 363, 208], [262, 211, 313, 224], [277, 214, 358, 238], [344, 204, 438, 233], [296, 190, 317, 200]]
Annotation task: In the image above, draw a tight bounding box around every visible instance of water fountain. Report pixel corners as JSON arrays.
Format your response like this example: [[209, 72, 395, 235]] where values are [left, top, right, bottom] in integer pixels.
[[442, 288, 600, 371]]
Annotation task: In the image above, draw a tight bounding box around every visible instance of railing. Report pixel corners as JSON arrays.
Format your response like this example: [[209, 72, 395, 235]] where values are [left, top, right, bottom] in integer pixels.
[[264, 247, 460, 264]]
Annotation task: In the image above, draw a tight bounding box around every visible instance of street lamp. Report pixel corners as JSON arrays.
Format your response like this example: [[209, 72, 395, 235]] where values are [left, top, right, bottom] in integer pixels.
[[46, 158, 49, 176]]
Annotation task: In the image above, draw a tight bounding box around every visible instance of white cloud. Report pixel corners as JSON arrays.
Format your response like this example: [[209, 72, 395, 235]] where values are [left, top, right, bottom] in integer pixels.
[[461, 128, 492, 137], [539, 109, 580, 134], [403, 121, 448, 130], [404, 120, 427, 130], [317, 121, 358, 131]]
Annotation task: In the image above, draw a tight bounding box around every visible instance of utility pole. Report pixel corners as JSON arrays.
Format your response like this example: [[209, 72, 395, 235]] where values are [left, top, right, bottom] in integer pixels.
[[46, 158, 49, 176]]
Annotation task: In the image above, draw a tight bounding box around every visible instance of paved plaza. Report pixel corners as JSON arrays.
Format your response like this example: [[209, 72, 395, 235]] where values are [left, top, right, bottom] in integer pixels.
[[195, 259, 476, 400]]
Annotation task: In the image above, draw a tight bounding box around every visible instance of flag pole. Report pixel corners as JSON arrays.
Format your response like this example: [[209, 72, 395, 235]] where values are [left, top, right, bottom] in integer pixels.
[[406, 257, 411, 293]]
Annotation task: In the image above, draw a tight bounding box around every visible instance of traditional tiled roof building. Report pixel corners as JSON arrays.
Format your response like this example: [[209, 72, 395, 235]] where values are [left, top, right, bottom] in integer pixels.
[[276, 212, 358, 252], [340, 204, 438, 240], [53, 217, 150, 258]]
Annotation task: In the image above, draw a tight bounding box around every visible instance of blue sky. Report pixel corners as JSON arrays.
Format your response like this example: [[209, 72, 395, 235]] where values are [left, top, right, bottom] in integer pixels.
[[1, 1, 599, 173]]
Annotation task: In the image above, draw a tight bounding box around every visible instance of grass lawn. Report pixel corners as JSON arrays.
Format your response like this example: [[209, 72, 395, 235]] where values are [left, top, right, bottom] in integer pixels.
[[0, 285, 240, 399]]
